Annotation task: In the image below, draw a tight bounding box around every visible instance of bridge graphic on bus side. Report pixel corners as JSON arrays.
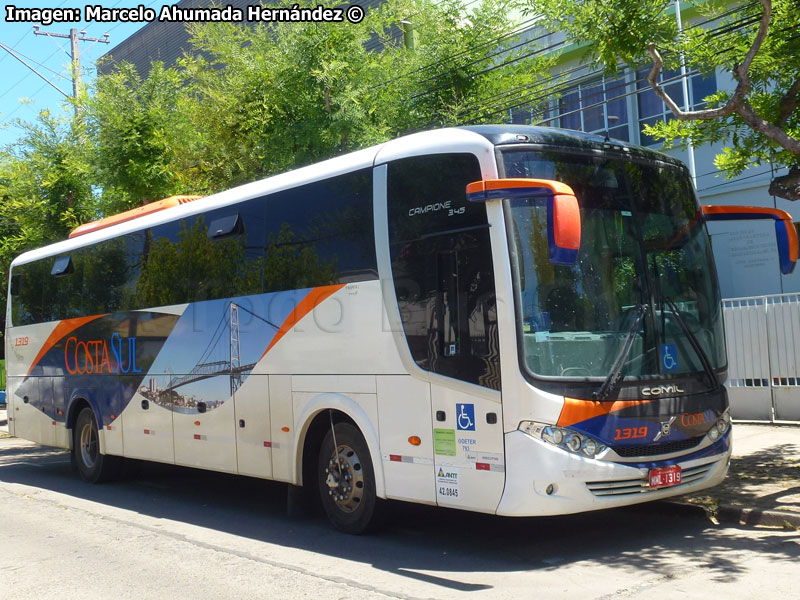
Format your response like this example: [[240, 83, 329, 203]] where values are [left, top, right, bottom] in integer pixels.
[[164, 301, 280, 396]]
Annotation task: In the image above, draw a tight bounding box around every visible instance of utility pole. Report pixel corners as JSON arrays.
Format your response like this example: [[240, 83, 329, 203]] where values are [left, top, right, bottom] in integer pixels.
[[33, 25, 110, 115]]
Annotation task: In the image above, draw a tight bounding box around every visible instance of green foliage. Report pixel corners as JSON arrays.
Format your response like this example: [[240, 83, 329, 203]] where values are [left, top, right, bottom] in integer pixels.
[[87, 61, 203, 213], [178, 0, 553, 188], [522, 0, 678, 74], [521, 0, 800, 179], [0, 112, 95, 346], [645, 0, 800, 178]]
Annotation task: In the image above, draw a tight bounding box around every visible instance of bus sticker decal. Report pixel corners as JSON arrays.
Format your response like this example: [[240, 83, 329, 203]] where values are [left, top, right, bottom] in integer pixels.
[[260, 283, 345, 358], [25, 314, 107, 376], [456, 403, 475, 431], [434, 428, 457, 456], [557, 397, 654, 429], [436, 467, 460, 499]]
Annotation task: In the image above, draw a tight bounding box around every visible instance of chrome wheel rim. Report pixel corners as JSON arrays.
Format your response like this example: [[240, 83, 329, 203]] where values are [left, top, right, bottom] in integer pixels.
[[79, 421, 98, 469], [324, 444, 365, 513]]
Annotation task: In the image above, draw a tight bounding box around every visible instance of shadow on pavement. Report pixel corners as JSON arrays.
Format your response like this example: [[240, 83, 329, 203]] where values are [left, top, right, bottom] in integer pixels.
[[1, 438, 798, 593], [682, 444, 800, 517]]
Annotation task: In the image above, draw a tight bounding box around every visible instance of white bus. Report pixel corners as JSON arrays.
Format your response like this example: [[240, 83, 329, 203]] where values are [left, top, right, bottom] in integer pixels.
[[5, 126, 797, 533]]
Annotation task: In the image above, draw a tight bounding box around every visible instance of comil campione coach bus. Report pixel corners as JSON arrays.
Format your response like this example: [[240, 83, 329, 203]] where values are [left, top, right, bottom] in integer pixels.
[[5, 126, 797, 533]]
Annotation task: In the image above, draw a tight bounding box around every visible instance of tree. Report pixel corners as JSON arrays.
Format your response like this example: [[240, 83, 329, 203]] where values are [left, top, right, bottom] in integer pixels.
[[520, 0, 800, 200], [0, 111, 95, 349], [178, 0, 554, 188], [87, 61, 206, 213]]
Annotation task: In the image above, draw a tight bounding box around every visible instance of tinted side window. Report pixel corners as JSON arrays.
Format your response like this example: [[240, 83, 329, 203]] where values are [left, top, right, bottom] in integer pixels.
[[260, 168, 377, 292], [135, 168, 377, 303], [10, 169, 378, 323], [387, 154, 500, 390], [136, 212, 257, 307], [10, 261, 48, 325], [81, 234, 142, 315]]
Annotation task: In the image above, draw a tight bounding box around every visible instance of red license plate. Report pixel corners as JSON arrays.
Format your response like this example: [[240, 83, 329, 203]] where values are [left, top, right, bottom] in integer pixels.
[[649, 465, 682, 489]]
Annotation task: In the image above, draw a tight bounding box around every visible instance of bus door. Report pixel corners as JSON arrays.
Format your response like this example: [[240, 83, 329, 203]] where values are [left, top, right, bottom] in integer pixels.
[[383, 152, 506, 514], [428, 245, 505, 513]]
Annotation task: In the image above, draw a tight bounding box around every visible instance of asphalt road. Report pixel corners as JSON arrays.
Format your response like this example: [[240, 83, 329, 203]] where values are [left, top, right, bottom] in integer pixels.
[[1, 435, 799, 600]]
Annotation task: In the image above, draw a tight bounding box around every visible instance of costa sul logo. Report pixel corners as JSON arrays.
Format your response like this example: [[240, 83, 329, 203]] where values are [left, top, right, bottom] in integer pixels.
[[64, 333, 142, 375], [680, 412, 707, 427]]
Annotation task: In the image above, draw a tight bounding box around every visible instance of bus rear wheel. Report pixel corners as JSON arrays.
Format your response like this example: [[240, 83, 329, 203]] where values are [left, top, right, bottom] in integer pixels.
[[73, 407, 120, 483], [317, 422, 378, 534]]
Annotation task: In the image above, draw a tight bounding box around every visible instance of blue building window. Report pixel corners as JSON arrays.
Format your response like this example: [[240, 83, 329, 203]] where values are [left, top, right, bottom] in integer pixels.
[[637, 67, 717, 146], [558, 75, 629, 141]]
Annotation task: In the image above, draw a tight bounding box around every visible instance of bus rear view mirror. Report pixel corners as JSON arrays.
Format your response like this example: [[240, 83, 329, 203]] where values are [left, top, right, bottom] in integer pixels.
[[701, 205, 799, 274], [466, 178, 581, 265]]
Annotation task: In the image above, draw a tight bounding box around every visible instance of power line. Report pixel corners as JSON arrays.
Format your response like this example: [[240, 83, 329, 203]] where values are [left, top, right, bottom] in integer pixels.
[[0, 41, 70, 99], [0, 29, 35, 67], [0, 44, 72, 103], [0, 44, 70, 80], [697, 169, 772, 192], [404, 1, 766, 107]]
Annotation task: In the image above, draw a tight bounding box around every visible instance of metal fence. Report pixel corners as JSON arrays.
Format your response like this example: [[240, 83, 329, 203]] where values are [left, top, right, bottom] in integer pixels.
[[723, 293, 800, 422]]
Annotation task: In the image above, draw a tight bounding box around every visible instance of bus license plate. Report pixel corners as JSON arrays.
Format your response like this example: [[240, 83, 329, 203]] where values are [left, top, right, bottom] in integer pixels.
[[649, 465, 682, 489]]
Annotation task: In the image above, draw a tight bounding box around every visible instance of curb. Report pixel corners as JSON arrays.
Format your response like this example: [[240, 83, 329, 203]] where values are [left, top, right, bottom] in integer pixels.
[[716, 505, 800, 529], [667, 500, 800, 529]]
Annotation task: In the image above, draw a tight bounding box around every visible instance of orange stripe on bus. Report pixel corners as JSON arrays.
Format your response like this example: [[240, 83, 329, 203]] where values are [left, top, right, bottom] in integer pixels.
[[26, 314, 107, 376], [260, 284, 345, 358], [557, 397, 653, 428]]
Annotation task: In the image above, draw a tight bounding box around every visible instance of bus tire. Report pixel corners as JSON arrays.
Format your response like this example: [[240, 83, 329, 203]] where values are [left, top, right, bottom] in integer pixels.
[[317, 422, 379, 534], [73, 407, 120, 483]]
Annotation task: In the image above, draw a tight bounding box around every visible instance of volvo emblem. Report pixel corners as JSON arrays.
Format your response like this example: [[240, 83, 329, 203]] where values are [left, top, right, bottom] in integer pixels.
[[654, 416, 678, 441]]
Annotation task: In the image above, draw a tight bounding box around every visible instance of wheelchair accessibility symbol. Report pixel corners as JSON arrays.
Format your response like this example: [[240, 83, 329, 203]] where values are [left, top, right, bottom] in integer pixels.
[[457, 403, 475, 431], [661, 344, 679, 371]]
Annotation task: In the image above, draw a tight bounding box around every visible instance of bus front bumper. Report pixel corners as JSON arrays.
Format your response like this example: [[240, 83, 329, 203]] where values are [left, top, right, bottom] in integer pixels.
[[496, 430, 731, 517]]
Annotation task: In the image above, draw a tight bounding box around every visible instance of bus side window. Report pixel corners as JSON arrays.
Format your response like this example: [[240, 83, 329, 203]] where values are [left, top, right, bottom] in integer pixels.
[[387, 153, 500, 390]]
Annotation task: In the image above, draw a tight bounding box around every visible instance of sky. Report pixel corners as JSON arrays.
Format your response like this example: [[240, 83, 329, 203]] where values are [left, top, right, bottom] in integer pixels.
[[0, 0, 175, 148]]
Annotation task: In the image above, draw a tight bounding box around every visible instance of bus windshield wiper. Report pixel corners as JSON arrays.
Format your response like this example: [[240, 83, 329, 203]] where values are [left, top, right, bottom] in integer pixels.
[[663, 298, 719, 390], [593, 303, 648, 401]]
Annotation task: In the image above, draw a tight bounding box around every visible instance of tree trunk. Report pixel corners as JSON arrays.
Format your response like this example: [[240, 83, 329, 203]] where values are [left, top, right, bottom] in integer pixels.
[[769, 166, 800, 202]]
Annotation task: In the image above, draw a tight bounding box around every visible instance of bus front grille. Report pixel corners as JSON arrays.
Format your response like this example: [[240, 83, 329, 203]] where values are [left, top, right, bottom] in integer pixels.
[[585, 462, 714, 497], [612, 436, 704, 458]]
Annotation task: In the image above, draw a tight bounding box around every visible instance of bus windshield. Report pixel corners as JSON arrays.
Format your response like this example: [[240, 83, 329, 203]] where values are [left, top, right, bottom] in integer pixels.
[[501, 148, 726, 383]]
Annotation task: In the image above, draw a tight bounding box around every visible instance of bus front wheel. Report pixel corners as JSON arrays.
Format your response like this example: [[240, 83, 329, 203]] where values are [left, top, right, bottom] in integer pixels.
[[317, 422, 379, 534], [73, 407, 120, 483]]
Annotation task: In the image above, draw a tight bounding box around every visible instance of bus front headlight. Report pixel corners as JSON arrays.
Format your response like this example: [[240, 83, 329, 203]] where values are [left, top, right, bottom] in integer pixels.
[[519, 421, 607, 458], [706, 409, 731, 442]]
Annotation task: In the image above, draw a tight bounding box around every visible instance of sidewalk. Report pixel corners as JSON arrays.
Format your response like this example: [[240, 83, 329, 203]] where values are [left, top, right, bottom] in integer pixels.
[[676, 423, 800, 529]]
